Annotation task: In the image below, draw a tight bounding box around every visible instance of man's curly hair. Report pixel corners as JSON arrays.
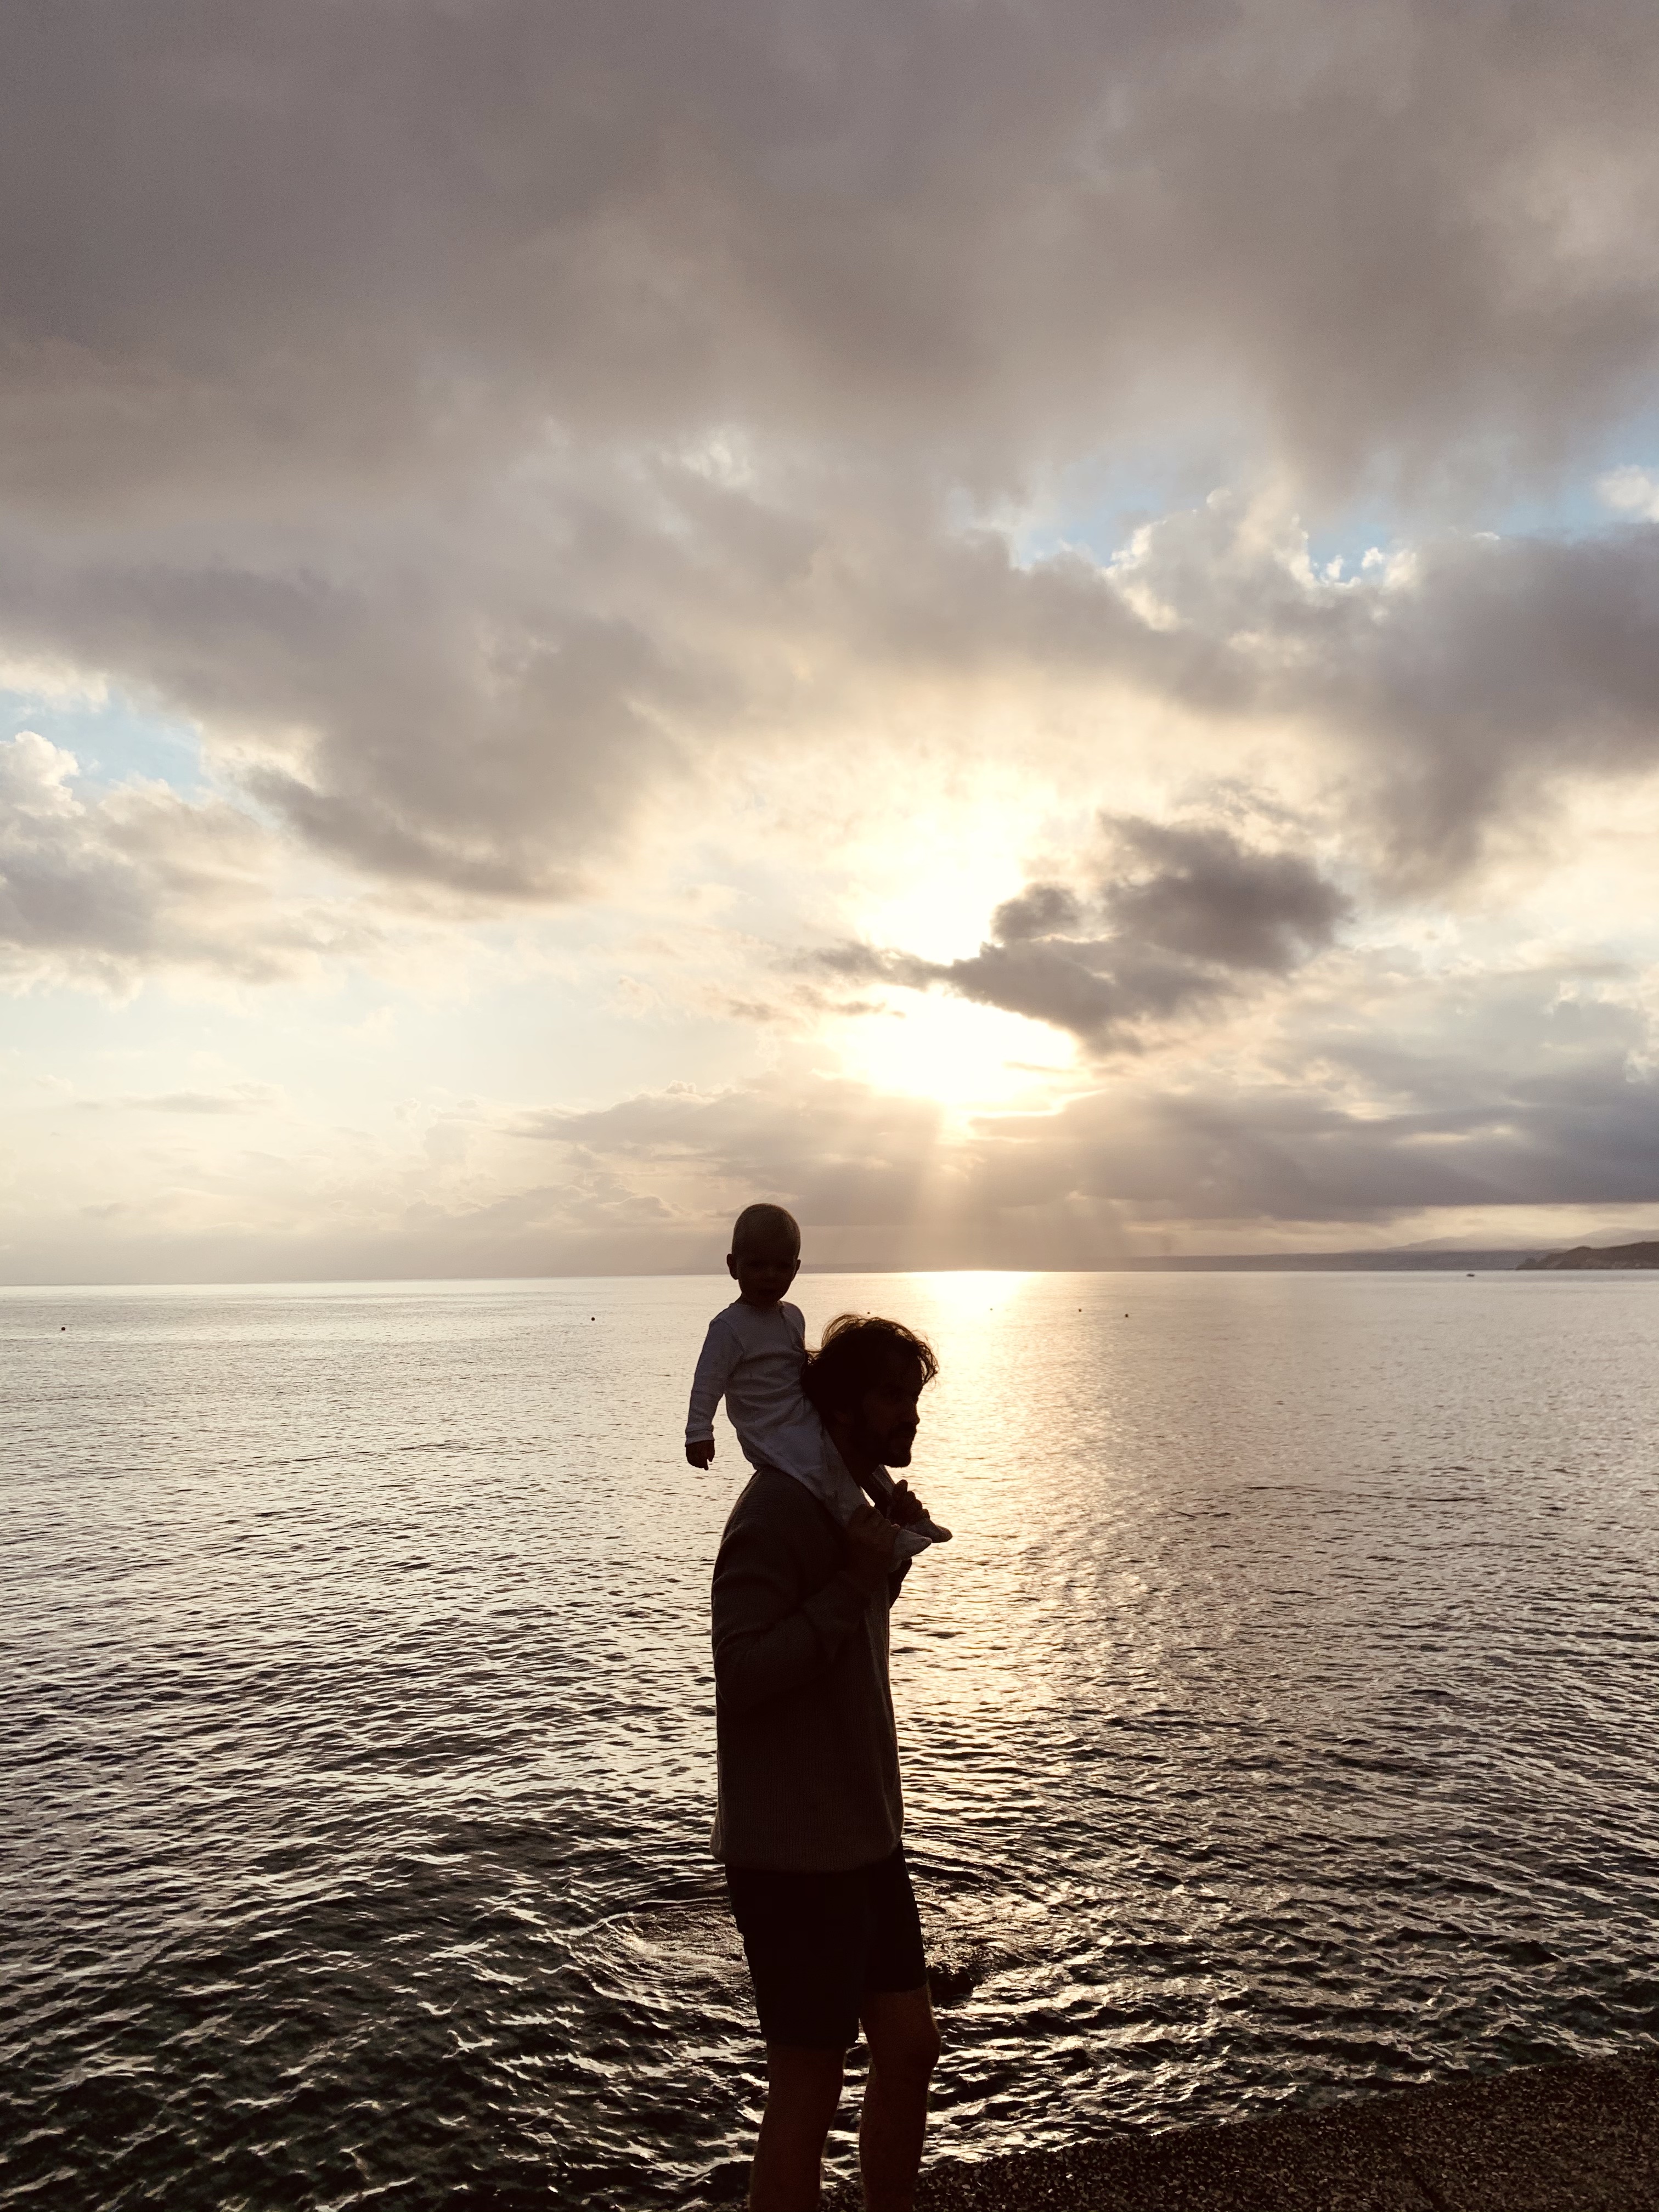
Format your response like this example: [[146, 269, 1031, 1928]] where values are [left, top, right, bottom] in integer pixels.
[[802, 1312, 939, 1419]]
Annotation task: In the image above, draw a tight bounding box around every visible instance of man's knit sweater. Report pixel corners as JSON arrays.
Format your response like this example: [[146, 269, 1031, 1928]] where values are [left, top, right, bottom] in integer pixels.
[[710, 1465, 906, 1873]]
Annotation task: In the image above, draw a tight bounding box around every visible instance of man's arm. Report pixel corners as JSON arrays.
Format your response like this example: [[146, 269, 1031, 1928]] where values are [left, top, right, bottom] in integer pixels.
[[712, 1505, 896, 1717]]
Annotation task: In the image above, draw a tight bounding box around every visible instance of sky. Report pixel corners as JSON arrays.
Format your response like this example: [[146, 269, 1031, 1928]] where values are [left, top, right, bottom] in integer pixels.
[[6, 0, 1659, 1283]]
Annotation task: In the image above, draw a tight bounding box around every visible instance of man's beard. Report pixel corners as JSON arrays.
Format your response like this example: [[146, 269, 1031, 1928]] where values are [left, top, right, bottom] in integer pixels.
[[861, 1419, 914, 1469]]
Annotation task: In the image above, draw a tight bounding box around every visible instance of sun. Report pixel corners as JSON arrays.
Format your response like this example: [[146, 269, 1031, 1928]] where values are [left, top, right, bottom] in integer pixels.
[[822, 798, 1079, 1107], [836, 988, 1074, 1109]]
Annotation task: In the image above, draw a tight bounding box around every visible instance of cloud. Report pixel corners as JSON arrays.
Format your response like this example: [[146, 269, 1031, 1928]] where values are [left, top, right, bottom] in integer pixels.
[[1599, 466, 1659, 522], [6, 1, 1659, 1283], [517, 1077, 949, 1232], [514, 967, 1659, 1254], [917, 495, 1659, 890], [869, 499, 1659, 889], [1107, 500, 1659, 887], [1101, 818, 1350, 971], [7, 952, 1655, 1283], [817, 816, 1351, 1047], [8, 0, 1659, 495], [16, 469, 1651, 919], [75, 1084, 279, 1114], [2, 3, 1659, 911], [0, 730, 374, 989]]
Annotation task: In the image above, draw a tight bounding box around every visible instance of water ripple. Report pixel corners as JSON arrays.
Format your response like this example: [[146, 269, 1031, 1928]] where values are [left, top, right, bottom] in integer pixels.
[[4, 1271, 1658, 2207]]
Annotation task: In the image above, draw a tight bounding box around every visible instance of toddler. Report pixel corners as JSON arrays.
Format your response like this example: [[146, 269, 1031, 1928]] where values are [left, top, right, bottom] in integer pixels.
[[685, 1202, 950, 1558]]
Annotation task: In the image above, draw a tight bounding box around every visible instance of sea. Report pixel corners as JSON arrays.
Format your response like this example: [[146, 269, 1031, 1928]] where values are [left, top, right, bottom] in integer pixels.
[[4, 1269, 1658, 2209]]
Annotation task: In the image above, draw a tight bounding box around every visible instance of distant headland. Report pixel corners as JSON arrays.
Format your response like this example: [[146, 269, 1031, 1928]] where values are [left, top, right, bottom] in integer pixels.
[[1519, 1240, 1659, 1270]]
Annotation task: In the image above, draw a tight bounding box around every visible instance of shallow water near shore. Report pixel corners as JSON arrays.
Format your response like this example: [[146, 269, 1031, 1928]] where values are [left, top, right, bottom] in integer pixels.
[[4, 1269, 1658, 2209]]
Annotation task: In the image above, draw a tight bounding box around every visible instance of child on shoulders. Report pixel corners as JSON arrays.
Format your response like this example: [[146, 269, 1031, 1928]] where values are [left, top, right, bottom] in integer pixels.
[[685, 1202, 949, 1558]]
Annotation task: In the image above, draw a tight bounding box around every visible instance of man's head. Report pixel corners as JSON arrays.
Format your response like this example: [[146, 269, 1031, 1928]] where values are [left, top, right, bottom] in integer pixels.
[[727, 1202, 802, 1308], [803, 1313, 939, 1469]]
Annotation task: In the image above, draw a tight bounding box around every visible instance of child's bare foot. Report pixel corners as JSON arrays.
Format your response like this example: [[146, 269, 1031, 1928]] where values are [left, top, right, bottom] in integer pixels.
[[884, 1477, 951, 1545]]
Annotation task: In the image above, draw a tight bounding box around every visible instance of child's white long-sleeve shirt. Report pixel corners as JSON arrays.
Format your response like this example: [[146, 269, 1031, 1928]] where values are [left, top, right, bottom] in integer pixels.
[[686, 1298, 866, 1524]]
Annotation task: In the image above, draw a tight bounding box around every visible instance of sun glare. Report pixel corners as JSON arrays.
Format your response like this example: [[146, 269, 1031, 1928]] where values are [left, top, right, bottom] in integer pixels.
[[855, 847, 1028, 967], [838, 990, 1073, 1109], [912, 1267, 1036, 1316]]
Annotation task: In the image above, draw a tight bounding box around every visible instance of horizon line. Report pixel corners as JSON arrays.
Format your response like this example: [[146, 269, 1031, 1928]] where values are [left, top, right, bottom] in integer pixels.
[[1, 1244, 1605, 1294]]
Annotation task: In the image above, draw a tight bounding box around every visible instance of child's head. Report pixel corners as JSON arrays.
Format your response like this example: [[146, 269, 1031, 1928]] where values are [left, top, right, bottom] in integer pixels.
[[727, 1202, 802, 1307]]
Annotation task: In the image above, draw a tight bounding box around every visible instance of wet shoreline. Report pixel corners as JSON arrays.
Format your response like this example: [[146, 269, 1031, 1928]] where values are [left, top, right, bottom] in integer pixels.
[[765, 2051, 1658, 2210]]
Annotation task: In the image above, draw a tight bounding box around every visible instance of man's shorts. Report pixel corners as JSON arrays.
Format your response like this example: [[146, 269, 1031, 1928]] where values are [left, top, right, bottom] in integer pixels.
[[724, 1844, 927, 2050]]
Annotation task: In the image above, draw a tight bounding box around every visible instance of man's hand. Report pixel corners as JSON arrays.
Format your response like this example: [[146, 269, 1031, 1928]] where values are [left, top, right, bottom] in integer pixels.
[[686, 1439, 715, 1469], [883, 1479, 928, 1527], [844, 1502, 900, 1592]]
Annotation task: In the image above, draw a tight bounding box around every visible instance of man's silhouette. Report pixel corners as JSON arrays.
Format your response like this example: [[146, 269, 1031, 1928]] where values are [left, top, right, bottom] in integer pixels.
[[710, 1314, 942, 2212]]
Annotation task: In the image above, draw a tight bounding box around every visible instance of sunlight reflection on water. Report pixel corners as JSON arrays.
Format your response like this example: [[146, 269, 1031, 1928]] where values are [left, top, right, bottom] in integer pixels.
[[4, 1270, 1658, 2208]]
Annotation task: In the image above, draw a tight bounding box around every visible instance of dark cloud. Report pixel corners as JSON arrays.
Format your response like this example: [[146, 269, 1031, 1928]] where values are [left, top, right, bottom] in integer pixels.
[[0, 522, 705, 900], [1103, 818, 1350, 972], [996, 1066, 1659, 1225], [818, 818, 1351, 1047], [990, 883, 1084, 941], [8, 0, 1659, 495], [4, 3, 1659, 905], [972, 972, 1659, 1226]]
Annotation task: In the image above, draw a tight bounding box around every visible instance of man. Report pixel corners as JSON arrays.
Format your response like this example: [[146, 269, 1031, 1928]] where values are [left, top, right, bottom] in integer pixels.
[[710, 1313, 943, 2212]]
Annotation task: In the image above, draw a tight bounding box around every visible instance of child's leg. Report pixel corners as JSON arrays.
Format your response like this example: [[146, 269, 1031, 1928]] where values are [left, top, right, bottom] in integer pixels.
[[815, 1455, 932, 1555]]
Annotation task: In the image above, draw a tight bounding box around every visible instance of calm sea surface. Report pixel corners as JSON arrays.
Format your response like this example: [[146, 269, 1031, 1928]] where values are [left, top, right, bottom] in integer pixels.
[[4, 1270, 1658, 2208]]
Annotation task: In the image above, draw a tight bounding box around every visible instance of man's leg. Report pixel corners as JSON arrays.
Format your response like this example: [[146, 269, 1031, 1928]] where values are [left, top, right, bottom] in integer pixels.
[[749, 2043, 845, 2212], [857, 1985, 940, 2212]]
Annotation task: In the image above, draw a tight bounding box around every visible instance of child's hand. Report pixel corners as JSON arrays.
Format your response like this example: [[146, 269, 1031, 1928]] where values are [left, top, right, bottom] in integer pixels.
[[686, 1439, 715, 1469]]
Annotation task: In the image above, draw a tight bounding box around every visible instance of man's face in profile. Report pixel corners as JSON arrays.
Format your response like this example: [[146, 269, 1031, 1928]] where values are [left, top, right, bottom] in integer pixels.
[[854, 1356, 925, 1468]]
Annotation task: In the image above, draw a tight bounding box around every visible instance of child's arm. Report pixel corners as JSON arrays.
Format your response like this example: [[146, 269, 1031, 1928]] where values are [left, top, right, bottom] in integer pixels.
[[685, 1318, 739, 1468]]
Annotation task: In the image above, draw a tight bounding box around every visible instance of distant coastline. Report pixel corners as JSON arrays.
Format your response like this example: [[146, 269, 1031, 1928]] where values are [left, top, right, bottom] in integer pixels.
[[1100, 1240, 1659, 1272], [1030, 1249, 1548, 1273], [1517, 1239, 1659, 1271]]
